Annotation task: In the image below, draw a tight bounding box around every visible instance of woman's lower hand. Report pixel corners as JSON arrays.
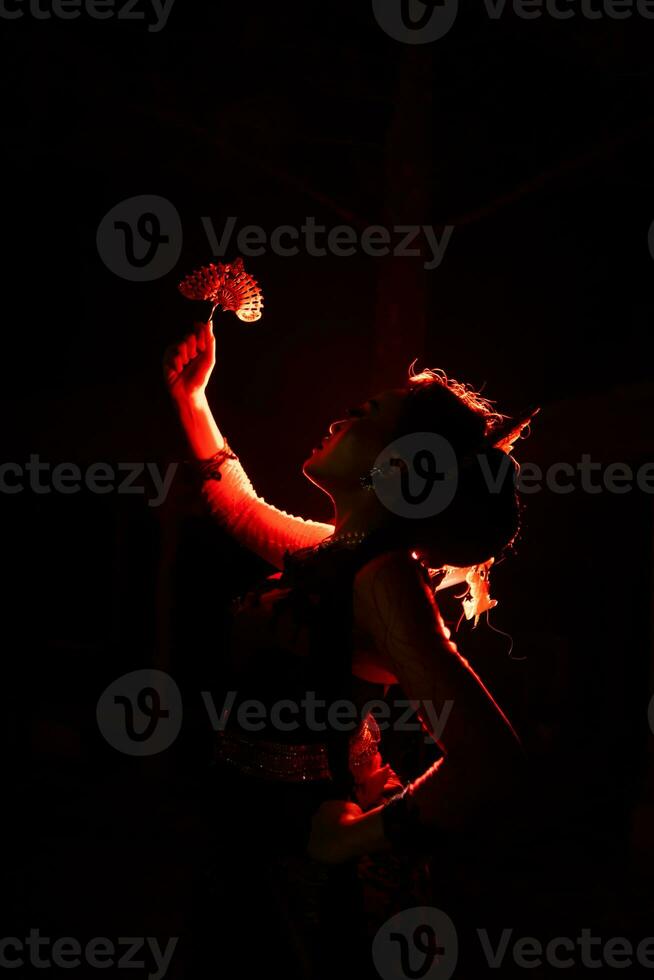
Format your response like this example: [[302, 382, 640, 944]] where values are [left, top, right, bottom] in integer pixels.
[[307, 799, 363, 864]]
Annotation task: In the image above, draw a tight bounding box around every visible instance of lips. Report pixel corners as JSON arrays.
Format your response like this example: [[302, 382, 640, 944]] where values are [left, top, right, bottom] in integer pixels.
[[311, 432, 332, 454]]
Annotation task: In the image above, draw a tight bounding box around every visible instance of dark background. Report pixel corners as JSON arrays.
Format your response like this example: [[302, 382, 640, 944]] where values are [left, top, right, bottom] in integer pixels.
[[3, 2, 654, 976]]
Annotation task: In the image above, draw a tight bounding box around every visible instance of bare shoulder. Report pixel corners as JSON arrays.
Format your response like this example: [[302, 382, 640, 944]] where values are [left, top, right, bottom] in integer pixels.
[[353, 547, 422, 591], [353, 549, 437, 629]]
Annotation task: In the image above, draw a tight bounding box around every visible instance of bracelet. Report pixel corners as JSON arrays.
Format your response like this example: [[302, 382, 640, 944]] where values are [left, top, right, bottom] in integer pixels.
[[195, 444, 239, 481], [381, 783, 429, 852]]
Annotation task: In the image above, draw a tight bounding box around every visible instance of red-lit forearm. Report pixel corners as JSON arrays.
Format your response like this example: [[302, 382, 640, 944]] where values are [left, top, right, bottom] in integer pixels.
[[174, 392, 334, 568], [176, 391, 226, 458], [347, 746, 522, 861]]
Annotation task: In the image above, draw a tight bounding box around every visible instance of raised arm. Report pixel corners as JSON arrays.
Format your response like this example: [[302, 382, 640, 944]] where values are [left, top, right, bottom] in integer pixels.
[[163, 320, 334, 568]]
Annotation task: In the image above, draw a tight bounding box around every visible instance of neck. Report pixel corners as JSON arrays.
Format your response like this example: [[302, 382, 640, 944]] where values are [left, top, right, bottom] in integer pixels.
[[332, 491, 387, 537]]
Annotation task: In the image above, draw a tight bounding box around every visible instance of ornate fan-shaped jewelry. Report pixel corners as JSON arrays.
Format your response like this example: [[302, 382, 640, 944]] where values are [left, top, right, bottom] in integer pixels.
[[178, 257, 263, 322]]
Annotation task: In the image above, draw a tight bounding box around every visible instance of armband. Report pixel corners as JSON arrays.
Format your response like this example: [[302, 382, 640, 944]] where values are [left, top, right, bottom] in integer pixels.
[[195, 444, 239, 481]]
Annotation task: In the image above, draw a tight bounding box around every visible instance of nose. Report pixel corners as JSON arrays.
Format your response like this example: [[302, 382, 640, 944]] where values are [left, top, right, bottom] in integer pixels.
[[328, 418, 346, 436]]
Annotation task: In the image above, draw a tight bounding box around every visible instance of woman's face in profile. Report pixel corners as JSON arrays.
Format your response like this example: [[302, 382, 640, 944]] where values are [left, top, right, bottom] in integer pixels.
[[303, 387, 407, 492]]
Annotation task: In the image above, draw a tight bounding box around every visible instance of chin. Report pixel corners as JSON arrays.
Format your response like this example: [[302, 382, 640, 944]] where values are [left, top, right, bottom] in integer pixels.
[[302, 452, 325, 483], [303, 447, 340, 492]]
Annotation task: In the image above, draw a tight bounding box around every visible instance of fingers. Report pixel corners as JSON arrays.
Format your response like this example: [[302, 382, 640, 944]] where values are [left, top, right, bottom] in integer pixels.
[[192, 319, 214, 353], [199, 320, 216, 367], [163, 321, 214, 378], [193, 321, 205, 353], [162, 344, 176, 367], [194, 319, 215, 352], [162, 343, 182, 376], [163, 341, 188, 375]]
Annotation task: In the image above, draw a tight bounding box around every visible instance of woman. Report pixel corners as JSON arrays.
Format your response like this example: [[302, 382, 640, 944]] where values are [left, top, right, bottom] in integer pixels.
[[163, 318, 527, 978]]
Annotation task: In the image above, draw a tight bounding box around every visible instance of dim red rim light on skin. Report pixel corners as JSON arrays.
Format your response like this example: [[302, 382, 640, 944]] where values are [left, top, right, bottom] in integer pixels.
[[178, 256, 264, 322], [177, 257, 539, 629]]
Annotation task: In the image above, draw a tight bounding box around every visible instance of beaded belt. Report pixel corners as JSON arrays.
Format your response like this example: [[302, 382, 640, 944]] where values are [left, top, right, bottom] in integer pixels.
[[214, 713, 381, 783]]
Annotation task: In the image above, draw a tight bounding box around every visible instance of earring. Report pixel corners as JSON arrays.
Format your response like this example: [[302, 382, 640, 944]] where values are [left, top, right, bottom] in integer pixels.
[[359, 466, 385, 490]]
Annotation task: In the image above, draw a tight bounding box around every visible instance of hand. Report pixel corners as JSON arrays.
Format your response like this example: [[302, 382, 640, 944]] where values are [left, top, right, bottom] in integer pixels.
[[353, 758, 403, 811], [163, 320, 215, 405], [306, 799, 363, 865]]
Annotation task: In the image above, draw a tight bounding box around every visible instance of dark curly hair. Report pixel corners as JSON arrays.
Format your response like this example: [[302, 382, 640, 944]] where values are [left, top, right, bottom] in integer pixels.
[[388, 365, 522, 568]]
